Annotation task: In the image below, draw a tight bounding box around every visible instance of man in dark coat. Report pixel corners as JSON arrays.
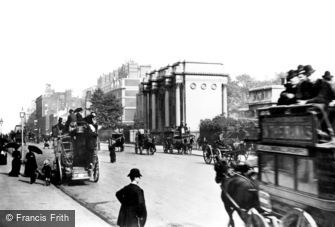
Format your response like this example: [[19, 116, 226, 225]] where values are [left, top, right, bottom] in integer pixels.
[[116, 168, 147, 227], [277, 70, 300, 105], [296, 65, 315, 101], [302, 71, 335, 140]]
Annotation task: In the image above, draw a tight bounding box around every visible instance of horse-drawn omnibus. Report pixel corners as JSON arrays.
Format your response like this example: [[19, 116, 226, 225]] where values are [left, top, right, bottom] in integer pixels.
[[256, 104, 335, 227], [53, 125, 99, 184]]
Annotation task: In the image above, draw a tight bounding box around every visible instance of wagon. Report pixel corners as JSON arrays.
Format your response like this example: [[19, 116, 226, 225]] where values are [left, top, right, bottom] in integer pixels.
[[163, 131, 195, 155], [53, 126, 99, 184]]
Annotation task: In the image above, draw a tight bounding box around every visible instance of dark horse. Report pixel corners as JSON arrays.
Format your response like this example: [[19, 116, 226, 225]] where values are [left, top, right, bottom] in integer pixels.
[[214, 158, 260, 227]]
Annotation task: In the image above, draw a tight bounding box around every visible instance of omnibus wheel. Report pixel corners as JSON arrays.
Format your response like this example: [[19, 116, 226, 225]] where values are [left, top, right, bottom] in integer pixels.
[[93, 160, 99, 182], [56, 158, 63, 185], [203, 146, 212, 164]]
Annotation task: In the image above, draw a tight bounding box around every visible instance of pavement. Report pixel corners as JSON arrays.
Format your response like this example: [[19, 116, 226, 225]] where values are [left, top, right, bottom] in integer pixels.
[[0, 159, 112, 227]]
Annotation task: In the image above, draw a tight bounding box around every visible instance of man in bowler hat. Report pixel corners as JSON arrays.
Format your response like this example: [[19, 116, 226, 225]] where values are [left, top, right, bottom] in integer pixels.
[[116, 168, 147, 227]]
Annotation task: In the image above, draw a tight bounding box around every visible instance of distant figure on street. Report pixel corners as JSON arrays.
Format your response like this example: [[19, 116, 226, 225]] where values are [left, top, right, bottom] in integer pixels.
[[116, 168, 147, 227], [8, 146, 21, 177], [25, 147, 38, 184], [42, 159, 52, 186]]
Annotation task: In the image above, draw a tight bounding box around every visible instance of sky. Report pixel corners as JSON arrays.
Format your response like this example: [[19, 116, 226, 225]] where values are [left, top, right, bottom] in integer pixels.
[[1, 0, 335, 133]]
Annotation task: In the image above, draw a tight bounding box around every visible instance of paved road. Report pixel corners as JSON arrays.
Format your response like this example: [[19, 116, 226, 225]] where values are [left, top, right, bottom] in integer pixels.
[[58, 145, 245, 227], [0, 149, 111, 227]]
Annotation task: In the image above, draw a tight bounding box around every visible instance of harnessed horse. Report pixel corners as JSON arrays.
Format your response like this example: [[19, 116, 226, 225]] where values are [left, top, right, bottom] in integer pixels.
[[214, 158, 260, 227]]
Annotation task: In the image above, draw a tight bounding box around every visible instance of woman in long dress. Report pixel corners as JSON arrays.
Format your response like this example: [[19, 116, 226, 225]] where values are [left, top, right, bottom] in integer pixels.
[[8, 148, 21, 177], [25, 149, 38, 183]]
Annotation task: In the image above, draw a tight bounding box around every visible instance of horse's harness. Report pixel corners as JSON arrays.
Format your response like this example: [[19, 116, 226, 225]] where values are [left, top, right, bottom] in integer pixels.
[[221, 172, 258, 216]]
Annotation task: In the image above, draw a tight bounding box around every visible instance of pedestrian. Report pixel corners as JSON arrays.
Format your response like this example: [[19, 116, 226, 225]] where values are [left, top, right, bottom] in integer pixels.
[[8, 146, 21, 177], [25, 147, 38, 184], [85, 112, 98, 169], [42, 159, 52, 186], [116, 168, 147, 227]]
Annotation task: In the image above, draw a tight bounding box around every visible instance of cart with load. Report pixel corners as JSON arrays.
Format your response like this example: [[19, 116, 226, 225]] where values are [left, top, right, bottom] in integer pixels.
[[163, 129, 195, 155], [53, 125, 99, 184]]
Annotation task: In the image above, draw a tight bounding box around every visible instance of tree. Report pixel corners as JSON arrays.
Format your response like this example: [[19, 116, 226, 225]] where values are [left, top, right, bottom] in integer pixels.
[[90, 89, 123, 129], [227, 73, 283, 112]]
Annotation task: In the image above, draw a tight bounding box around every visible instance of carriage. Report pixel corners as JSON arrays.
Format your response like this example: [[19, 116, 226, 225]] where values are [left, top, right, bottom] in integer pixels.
[[163, 129, 195, 154], [202, 130, 254, 164], [255, 104, 335, 226], [134, 130, 156, 155], [53, 125, 99, 184]]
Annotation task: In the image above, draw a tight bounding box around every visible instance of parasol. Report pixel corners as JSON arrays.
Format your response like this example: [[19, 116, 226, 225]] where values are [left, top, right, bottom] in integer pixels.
[[28, 145, 43, 154], [4, 142, 21, 150]]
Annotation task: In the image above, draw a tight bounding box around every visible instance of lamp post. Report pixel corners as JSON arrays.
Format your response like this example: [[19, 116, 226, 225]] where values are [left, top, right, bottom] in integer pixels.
[[0, 118, 3, 135], [20, 108, 26, 158]]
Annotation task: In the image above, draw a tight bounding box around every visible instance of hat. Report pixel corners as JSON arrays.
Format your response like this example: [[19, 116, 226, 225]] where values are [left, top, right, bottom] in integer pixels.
[[127, 168, 142, 178], [302, 65, 315, 76], [297, 65, 304, 73], [74, 107, 83, 113], [322, 71, 333, 80], [286, 70, 298, 81], [69, 109, 74, 113]]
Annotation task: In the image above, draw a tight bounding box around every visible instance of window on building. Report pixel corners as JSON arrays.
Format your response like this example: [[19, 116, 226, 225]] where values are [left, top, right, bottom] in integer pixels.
[[125, 79, 140, 86], [124, 109, 136, 121], [125, 90, 138, 97], [125, 98, 136, 107]]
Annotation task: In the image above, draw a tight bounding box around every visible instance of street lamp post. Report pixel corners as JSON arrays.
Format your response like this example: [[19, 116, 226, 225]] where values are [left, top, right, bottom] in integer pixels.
[[20, 108, 26, 158]]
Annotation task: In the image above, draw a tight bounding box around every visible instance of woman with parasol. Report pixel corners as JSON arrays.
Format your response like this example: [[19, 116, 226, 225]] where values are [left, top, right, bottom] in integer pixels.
[[7, 142, 22, 177], [25, 145, 42, 184]]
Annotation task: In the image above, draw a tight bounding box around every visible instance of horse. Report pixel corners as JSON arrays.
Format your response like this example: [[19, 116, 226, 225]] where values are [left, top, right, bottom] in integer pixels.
[[214, 158, 260, 227]]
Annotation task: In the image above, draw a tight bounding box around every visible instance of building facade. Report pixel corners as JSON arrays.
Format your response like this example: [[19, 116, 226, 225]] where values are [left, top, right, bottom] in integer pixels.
[[35, 85, 83, 135], [97, 61, 151, 125], [247, 85, 284, 117], [136, 61, 228, 137]]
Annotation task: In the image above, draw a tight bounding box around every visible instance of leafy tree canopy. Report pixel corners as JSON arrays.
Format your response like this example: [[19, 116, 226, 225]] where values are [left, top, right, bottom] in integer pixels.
[[90, 88, 123, 129]]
